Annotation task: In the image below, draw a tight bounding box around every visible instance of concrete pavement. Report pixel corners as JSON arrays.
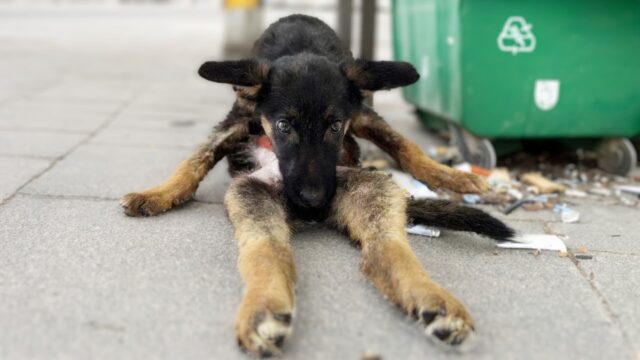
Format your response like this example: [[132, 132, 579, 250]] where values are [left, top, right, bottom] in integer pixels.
[[1, 5, 639, 360]]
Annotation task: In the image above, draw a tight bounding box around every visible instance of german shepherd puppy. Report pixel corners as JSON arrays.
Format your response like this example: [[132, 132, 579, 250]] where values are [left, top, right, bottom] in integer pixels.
[[121, 15, 513, 357]]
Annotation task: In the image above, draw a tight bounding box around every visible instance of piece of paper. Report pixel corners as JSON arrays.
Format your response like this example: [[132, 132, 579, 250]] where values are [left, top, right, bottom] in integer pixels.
[[617, 185, 640, 195], [497, 234, 567, 252], [387, 170, 438, 199], [406, 224, 441, 237]]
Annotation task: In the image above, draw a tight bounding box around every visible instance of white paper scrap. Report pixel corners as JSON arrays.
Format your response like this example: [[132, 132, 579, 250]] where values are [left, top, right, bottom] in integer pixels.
[[407, 224, 441, 238], [617, 185, 640, 195], [387, 170, 438, 199], [497, 234, 567, 252]]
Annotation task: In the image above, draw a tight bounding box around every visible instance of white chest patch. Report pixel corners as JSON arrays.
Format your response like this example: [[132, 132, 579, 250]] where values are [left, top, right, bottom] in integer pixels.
[[248, 147, 282, 187]]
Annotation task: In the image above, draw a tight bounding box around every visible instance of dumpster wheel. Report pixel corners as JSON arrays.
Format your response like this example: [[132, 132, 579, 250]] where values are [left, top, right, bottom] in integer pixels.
[[596, 138, 637, 176], [449, 124, 497, 169]]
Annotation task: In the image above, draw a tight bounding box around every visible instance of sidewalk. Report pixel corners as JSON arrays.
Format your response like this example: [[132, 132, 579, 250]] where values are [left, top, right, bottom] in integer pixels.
[[0, 6, 639, 360]]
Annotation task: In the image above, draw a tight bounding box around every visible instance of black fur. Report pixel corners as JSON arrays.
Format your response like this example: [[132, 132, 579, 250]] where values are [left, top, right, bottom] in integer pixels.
[[407, 199, 515, 241], [198, 15, 420, 219]]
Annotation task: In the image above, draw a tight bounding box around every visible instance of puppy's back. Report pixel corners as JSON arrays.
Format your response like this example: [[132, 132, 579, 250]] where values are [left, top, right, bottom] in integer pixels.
[[251, 14, 353, 64]]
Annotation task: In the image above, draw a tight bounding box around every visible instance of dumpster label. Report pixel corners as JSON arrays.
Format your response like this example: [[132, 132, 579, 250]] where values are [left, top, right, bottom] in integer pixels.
[[534, 80, 560, 111], [497, 16, 536, 55]]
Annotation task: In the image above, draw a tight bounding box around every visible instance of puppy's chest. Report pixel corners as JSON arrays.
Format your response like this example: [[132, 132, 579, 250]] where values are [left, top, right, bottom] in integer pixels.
[[248, 135, 282, 186]]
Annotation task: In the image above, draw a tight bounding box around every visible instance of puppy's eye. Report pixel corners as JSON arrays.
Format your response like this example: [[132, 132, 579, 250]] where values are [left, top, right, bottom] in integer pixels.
[[330, 121, 342, 133], [276, 120, 291, 134]]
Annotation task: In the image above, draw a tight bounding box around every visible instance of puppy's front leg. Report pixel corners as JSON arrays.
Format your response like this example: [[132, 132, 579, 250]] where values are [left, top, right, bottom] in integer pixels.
[[331, 169, 474, 345], [120, 121, 248, 216], [351, 106, 488, 194], [226, 177, 296, 357]]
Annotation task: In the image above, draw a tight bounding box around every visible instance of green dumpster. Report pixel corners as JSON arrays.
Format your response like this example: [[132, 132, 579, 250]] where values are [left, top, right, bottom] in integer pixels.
[[392, 0, 640, 174]]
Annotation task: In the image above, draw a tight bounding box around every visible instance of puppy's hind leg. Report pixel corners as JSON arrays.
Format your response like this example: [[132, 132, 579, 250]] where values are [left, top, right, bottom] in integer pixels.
[[226, 177, 296, 357], [330, 169, 474, 345], [121, 122, 247, 216]]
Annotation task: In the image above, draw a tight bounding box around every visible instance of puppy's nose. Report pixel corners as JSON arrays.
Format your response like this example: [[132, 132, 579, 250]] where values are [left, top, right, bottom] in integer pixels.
[[299, 188, 325, 207]]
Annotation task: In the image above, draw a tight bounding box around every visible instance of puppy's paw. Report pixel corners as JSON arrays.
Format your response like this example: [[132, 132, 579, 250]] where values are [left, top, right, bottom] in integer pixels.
[[446, 170, 489, 194], [120, 191, 170, 217], [408, 287, 474, 346], [236, 306, 292, 358]]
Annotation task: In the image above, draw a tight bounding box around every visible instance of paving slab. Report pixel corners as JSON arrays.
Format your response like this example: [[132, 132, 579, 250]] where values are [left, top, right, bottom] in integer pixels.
[[578, 253, 640, 353], [0, 129, 86, 158], [0, 156, 51, 202], [0, 196, 240, 360], [0, 196, 633, 360], [21, 143, 230, 203], [548, 200, 640, 254], [0, 100, 117, 133], [90, 126, 210, 149]]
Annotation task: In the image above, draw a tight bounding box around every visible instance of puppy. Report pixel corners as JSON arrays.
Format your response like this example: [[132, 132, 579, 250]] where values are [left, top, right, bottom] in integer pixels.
[[121, 14, 512, 357]]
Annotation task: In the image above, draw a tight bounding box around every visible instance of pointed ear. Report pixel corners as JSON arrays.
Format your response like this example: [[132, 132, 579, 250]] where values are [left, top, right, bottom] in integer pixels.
[[198, 59, 270, 87], [346, 59, 419, 91]]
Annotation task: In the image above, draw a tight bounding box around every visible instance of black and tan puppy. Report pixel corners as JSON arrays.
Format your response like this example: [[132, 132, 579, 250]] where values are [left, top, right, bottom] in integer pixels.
[[121, 15, 513, 357]]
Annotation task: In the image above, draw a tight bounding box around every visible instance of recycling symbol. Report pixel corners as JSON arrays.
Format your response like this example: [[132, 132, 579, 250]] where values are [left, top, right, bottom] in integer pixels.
[[497, 16, 536, 55]]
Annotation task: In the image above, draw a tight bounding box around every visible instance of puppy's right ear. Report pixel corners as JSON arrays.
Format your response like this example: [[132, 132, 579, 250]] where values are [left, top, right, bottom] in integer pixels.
[[198, 59, 269, 87]]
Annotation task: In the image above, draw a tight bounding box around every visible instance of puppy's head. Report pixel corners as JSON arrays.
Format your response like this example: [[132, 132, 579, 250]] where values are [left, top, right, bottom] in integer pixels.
[[199, 55, 418, 219]]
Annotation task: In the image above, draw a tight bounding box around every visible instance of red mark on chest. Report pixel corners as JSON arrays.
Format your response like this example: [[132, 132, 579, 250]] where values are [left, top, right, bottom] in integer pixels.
[[256, 135, 273, 150]]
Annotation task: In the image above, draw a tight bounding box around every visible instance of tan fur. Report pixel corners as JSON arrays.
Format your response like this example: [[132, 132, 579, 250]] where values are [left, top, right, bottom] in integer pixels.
[[331, 169, 474, 342], [351, 107, 489, 194], [120, 123, 248, 216], [225, 176, 296, 357]]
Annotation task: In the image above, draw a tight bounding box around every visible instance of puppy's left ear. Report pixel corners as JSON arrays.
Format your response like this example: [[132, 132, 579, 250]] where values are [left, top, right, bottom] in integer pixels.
[[346, 59, 419, 91], [198, 59, 269, 87]]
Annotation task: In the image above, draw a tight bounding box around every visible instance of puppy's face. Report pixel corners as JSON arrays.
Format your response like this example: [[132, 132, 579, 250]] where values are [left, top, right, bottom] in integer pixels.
[[256, 55, 358, 218], [198, 55, 418, 219]]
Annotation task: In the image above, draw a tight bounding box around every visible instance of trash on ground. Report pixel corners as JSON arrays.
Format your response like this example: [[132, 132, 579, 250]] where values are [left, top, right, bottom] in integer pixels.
[[463, 194, 482, 204], [521, 172, 566, 194], [617, 185, 640, 195], [386, 170, 438, 199], [575, 254, 593, 260], [565, 189, 587, 198], [497, 234, 567, 252], [577, 245, 589, 253], [553, 204, 581, 223], [503, 195, 549, 215], [406, 224, 441, 238]]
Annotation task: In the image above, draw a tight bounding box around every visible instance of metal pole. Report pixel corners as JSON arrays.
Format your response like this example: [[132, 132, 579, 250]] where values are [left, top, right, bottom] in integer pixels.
[[360, 0, 376, 60], [337, 0, 353, 49]]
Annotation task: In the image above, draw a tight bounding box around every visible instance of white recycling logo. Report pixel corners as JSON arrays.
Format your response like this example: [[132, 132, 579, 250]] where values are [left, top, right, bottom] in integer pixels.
[[497, 16, 536, 55]]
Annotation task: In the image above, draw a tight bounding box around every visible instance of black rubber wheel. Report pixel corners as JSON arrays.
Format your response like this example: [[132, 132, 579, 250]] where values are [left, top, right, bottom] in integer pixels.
[[449, 124, 497, 169], [596, 138, 637, 176]]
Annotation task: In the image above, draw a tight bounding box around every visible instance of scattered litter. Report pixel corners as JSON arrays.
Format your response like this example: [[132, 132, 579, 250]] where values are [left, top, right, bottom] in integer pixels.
[[454, 162, 472, 173], [497, 234, 567, 252], [521, 172, 566, 194], [489, 167, 512, 184], [522, 202, 546, 211], [387, 170, 438, 199], [507, 188, 524, 200], [463, 194, 482, 204], [470, 164, 491, 177], [558, 251, 569, 257], [617, 185, 640, 195], [406, 224, 441, 238], [575, 254, 593, 260], [503, 195, 548, 215], [565, 189, 587, 198], [577, 245, 589, 253], [588, 187, 611, 197], [553, 204, 580, 223]]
